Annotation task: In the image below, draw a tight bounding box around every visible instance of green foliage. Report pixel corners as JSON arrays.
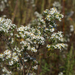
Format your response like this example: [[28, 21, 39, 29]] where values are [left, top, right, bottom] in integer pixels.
[[40, 59, 50, 75], [65, 45, 75, 75]]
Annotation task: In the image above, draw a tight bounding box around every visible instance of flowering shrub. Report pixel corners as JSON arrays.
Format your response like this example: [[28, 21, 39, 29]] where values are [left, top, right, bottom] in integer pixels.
[[0, 17, 16, 33], [0, 7, 68, 75]]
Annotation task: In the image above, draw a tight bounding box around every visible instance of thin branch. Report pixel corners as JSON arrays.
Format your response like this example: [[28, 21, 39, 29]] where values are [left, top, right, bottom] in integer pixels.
[[62, 0, 65, 34], [12, 0, 19, 23]]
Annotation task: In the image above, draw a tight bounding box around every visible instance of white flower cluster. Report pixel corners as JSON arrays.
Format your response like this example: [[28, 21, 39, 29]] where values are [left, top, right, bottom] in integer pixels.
[[0, 49, 19, 66], [51, 31, 64, 42], [44, 24, 55, 33], [43, 7, 63, 22], [16, 25, 45, 53], [0, 17, 16, 33], [47, 31, 68, 50], [47, 43, 68, 51], [34, 11, 43, 18], [0, 0, 8, 11], [2, 67, 12, 75], [53, 1, 62, 11]]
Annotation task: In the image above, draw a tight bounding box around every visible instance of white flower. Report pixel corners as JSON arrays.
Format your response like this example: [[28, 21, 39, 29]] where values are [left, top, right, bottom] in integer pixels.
[[11, 38, 14, 44], [10, 33, 13, 36], [12, 56, 19, 62], [24, 59, 27, 62], [59, 18, 61, 21], [4, 50, 11, 55], [27, 45, 31, 50], [6, 54, 11, 59], [56, 15, 59, 19], [47, 44, 50, 48], [53, 1, 61, 7], [32, 65, 38, 70], [58, 72, 63, 75], [2, 67, 12, 74], [9, 60, 13, 65], [2, 67, 7, 72], [70, 25, 74, 32], [17, 26, 25, 31], [31, 47, 37, 52], [50, 28, 55, 32], [0, 53, 4, 58]]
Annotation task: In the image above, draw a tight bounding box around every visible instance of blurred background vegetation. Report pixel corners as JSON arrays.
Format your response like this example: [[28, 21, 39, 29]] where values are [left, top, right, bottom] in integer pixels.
[[0, 0, 75, 75]]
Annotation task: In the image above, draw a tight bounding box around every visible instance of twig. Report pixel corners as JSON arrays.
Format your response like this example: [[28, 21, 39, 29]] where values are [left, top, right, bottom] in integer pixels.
[[12, 0, 19, 23], [62, 0, 65, 34]]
